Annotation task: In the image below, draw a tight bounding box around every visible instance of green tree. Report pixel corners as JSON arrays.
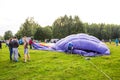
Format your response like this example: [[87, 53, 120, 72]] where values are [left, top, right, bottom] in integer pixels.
[[52, 15, 83, 38], [34, 27, 44, 40], [43, 26, 52, 39], [15, 30, 22, 39], [16, 17, 39, 38], [34, 26, 52, 40], [4, 30, 13, 40], [72, 16, 84, 33], [52, 17, 63, 38]]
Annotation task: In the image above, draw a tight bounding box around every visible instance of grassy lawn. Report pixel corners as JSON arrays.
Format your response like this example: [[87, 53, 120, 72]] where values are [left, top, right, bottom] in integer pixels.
[[0, 43, 120, 80]]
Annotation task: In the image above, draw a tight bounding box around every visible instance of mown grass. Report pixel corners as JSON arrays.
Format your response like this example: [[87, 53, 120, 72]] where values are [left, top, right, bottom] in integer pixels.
[[0, 43, 120, 80]]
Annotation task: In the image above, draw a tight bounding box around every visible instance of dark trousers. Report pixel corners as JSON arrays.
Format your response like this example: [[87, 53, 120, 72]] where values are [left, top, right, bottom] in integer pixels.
[[30, 44, 32, 49], [0, 44, 2, 49], [9, 48, 13, 60], [68, 47, 73, 54]]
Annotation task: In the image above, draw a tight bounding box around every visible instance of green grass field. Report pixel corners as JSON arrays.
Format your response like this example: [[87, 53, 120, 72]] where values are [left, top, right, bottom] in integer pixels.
[[0, 43, 120, 80]]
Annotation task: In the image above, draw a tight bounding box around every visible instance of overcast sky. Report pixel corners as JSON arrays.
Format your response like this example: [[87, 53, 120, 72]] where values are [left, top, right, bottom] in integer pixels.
[[0, 0, 120, 36]]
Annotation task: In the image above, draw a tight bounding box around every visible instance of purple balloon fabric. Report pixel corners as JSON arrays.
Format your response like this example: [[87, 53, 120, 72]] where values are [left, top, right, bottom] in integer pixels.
[[32, 33, 110, 56], [53, 33, 110, 56]]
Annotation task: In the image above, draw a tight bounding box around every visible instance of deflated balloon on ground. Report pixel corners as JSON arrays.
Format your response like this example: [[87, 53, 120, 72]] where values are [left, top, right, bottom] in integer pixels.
[[32, 33, 110, 56]]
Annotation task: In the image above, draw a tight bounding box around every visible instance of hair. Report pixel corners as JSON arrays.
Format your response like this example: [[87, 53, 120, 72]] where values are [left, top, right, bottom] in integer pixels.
[[13, 36, 16, 39], [9, 38, 12, 41]]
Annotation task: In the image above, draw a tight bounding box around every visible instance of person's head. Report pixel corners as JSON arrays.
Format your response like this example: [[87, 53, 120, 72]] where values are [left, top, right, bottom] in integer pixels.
[[13, 36, 17, 40], [9, 38, 12, 41], [13, 36, 16, 39]]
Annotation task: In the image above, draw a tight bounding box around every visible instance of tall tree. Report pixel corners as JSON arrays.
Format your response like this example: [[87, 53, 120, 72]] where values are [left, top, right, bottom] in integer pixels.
[[16, 17, 39, 39], [34, 26, 52, 40], [34, 27, 44, 40], [52, 15, 83, 38], [4, 30, 13, 40], [72, 16, 84, 33], [43, 26, 52, 39]]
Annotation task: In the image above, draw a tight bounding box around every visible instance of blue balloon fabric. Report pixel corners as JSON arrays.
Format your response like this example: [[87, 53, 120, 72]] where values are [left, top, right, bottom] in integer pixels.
[[32, 33, 110, 56], [19, 39, 23, 45]]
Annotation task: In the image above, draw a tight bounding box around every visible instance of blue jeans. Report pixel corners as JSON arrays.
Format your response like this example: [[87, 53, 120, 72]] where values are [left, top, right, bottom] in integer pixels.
[[9, 48, 13, 60], [13, 48, 18, 61]]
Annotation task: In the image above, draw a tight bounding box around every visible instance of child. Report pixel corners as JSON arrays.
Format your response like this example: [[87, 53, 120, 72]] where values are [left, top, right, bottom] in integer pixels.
[[24, 37, 30, 62]]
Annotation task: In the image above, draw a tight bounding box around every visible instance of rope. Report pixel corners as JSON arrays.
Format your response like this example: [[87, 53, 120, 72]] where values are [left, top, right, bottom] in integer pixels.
[[87, 59, 112, 80]]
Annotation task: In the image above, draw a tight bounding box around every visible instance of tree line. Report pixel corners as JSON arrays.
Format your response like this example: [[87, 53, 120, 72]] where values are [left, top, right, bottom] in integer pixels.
[[3, 15, 120, 40]]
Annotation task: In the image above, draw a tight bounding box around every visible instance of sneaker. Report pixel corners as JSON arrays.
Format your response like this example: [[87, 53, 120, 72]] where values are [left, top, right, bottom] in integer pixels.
[[14, 60, 18, 62]]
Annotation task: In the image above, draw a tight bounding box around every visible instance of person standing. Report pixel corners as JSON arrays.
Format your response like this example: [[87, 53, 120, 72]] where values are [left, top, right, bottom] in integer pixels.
[[115, 38, 119, 46], [8, 38, 13, 61], [29, 38, 33, 49], [12, 37, 19, 62], [0, 40, 2, 49], [24, 37, 30, 62]]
